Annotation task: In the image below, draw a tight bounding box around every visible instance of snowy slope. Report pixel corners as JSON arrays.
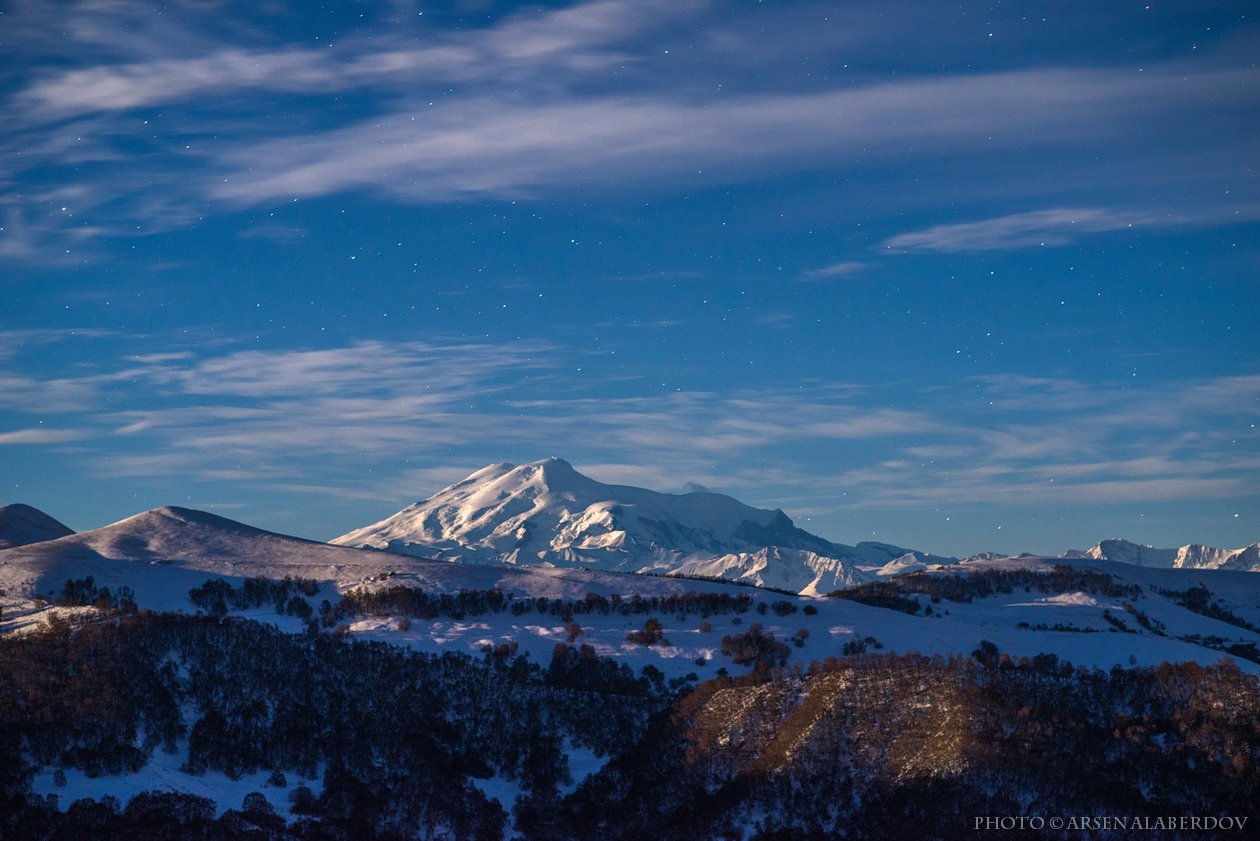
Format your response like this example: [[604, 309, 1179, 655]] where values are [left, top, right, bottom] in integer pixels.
[[0, 503, 74, 549], [0, 504, 775, 630], [1066, 538, 1260, 571], [332, 458, 951, 594], [4, 501, 1256, 678], [0, 506, 397, 608], [340, 553, 1260, 683]]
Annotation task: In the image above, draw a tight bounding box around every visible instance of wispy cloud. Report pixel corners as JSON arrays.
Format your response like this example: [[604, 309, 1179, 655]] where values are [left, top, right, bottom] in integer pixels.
[[802, 261, 869, 280], [0, 328, 115, 358], [4, 320, 1255, 495], [830, 372, 1260, 512], [238, 221, 307, 244], [1, 328, 1255, 542], [4, 0, 1257, 260], [81, 341, 566, 476], [167, 341, 554, 398], [12, 0, 701, 120], [845, 468, 1254, 508], [207, 67, 1257, 205], [605, 271, 708, 284], [0, 336, 937, 494], [577, 462, 727, 494], [0, 427, 85, 445], [881, 207, 1172, 253]]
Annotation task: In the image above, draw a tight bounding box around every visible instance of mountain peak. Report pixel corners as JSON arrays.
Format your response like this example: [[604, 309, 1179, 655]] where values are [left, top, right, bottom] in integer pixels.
[[538, 455, 576, 473], [332, 458, 947, 594], [522, 457, 581, 487]]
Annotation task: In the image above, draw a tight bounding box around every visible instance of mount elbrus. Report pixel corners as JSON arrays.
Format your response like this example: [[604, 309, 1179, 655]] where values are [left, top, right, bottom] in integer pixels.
[[331, 458, 953, 594]]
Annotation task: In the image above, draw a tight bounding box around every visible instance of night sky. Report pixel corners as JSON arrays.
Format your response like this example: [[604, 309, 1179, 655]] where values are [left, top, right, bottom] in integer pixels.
[[2, 0, 1257, 556]]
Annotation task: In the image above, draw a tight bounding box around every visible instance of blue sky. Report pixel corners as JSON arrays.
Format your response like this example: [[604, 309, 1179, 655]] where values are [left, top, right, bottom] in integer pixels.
[[2, 0, 1257, 556]]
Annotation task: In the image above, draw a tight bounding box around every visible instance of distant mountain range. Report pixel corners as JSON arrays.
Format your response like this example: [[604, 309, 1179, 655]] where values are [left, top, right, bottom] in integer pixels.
[[2, 461, 1256, 599], [1065, 537, 1260, 572], [331, 458, 953, 594]]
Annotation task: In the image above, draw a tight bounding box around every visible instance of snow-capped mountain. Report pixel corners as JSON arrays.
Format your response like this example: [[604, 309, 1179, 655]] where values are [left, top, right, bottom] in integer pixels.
[[869, 551, 937, 577], [332, 458, 953, 595], [0, 503, 74, 549], [1064, 538, 1260, 572]]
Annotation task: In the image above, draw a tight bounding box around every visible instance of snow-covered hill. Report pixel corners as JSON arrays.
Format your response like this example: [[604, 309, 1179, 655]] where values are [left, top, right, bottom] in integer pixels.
[[1064, 538, 1260, 572], [0, 504, 775, 629], [332, 458, 953, 594], [4, 499, 1256, 678], [0, 503, 74, 549], [0, 506, 393, 617]]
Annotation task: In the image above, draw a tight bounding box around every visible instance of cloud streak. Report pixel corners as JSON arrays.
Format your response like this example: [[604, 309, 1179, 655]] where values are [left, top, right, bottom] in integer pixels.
[[4, 0, 1257, 259], [880, 208, 1173, 252], [3, 334, 1255, 526], [802, 261, 869, 280], [207, 67, 1258, 205], [0, 428, 85, 445], [13, 0, 701, 120]]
